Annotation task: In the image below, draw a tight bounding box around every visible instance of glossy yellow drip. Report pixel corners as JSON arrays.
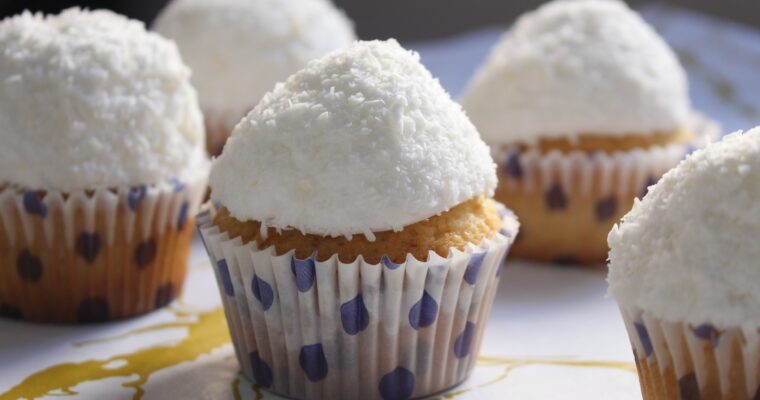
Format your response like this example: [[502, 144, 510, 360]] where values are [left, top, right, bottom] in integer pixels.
[[1, 304, 636, 400], [0, 307, 230, 400], [438, 356, 636, 399]]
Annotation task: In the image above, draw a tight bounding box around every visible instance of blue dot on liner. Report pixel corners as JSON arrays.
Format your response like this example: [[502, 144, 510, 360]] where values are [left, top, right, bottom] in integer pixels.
[[545, 183, 567, 210], [169, 178, 185, 192], [16, 250, 43, 282], [251, 275, 274, 311], [381, 255, 401, 270], [464, 252, 486, 285], [249, 351, 273, 388], [177, 201, 190, 230], [217, 259, 234, 296], [408, 290, 438, 330], [678, 372, 699, 400], [23, 191, 47, 218], [453, 322, 477, 358], [595, 196, 618, 221], [340, 294, 370, 335], [378, 367, 415, 400], [299, 343, 329, 382], [127, 185, 147, 211], [75, 232, 101, 264], [504, 152, 523, 179], [77, 297, 110, 323], [634, 321, 653, 357], [693, 323, 720, 348], [291, 256, 316, 293]]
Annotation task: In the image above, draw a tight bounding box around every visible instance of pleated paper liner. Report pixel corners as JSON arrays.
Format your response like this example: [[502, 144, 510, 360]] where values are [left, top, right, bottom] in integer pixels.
[[494, 114, 719, 265], [0, 176, 206, 323], [621, 307, 760, 399], [197, 203, 519, 400]]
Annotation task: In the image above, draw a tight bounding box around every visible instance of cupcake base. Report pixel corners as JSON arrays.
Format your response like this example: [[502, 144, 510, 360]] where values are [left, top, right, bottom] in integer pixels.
[[0, 178, 206, 323], [496, 115, 719, 265], [621, 307, 758, 400], [197, 203, 518, 400]]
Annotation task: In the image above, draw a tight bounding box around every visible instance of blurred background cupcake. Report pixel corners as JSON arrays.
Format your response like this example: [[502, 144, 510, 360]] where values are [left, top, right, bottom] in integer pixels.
[[0, 8, 209, 323], [460, 0, 716, 266], [198, 40, 518, 399], [153, 0, 356, 156], [608, 127, 760, 399]]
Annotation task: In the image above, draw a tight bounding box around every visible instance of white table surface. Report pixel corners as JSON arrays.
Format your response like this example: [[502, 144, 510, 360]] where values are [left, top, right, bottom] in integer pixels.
[[1, 4, 758, 399]]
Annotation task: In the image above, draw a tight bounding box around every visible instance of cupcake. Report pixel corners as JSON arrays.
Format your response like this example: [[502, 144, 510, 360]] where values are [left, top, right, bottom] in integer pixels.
[[0, 9, 209, 323], [153, 0, 356, 156], [197, 40, 519, 399], [608, 127, 760, 399], [460, 0, 715, 265]]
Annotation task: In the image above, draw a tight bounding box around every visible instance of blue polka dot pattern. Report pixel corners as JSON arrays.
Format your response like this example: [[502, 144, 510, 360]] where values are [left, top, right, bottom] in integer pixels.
[[408, 291, 438, 330], [135, 239, 158, 269], [23, 191, 47, 218], [378, 367, 415, 400], [678, 372, 699, 400], [217, 259, 234, 296], [545, 183, 567, 210], [154, 282, 175, 309], [177, 202, 190, 230], [249, 351, 273, 388], [169, 178, 185, 192], [291, 256, 316, 293], [17, 250, 43, 282], [693, 323, 720, 348], [127, 185, 147, 211], [595, 196, 618, 221], [504, 152, 523, 179], [381, 256, 401, 270], [299, 343, 329, 382], [464, 252, 486, 285], [634, 321, 653, 357], [77, 298, 110, 323], [252, 275, 274, 311], [453, 322, 477, 358], [75, 232, 101, 263], [340, 294, 370, 335], [0, 303, 23, 320]]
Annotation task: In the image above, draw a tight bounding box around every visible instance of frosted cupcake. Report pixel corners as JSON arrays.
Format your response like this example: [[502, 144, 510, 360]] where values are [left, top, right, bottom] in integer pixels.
[[609, 127, 760, 399], [0, 9, 209, 323], [153, 0, 356, 156], [461, 0, 714, 265], [197, 40, 519, 399]]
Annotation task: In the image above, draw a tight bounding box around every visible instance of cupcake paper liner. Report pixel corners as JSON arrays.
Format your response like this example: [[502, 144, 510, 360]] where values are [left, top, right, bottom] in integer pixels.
[[495, 114, 718, 198], [0, 176, 206, 323], [493, 114, 718, 265], [621, 307, 760, 399], [197, 203, 518, 400]]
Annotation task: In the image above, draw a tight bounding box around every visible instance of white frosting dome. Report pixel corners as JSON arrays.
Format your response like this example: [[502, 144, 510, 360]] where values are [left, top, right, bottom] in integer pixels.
[[0, 8, 208, 191], [153, 0, 356, 128], [461, 0, 691, 145], [210, 40, 497, 238], [608, 127, 760, 327]]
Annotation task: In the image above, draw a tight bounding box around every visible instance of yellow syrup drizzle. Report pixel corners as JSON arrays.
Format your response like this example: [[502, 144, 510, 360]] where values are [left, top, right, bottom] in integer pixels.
[[0, 306, 230, 400], [437, 356, 637, 399], [1, 304, 637, 400], [231, 378, 264, 400]]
